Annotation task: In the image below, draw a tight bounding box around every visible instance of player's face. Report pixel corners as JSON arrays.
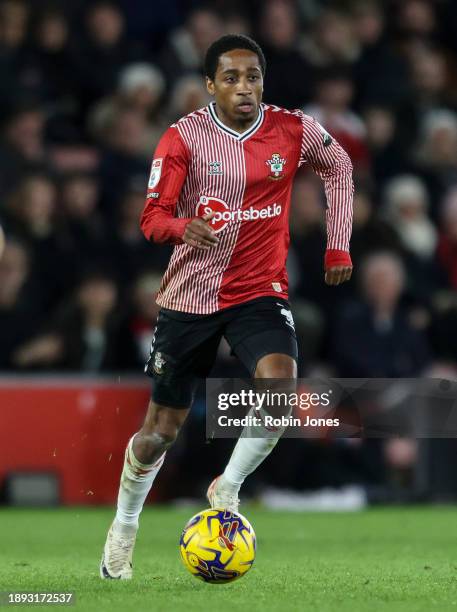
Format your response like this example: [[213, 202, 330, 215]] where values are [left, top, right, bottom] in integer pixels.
[[206, 49, 263, 129]]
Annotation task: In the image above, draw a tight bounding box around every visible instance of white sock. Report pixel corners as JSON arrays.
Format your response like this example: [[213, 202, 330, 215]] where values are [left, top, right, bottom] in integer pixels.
[[115, 435, 165, 532], [222, 407, 284, 494], [222, 437, 278, 493]]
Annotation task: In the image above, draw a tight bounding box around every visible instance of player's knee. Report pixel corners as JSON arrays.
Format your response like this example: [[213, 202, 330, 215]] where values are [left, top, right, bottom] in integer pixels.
[[141, 403, 187, 457], [149, 428, 179, 449], [139, 427, 179, 461], [255, 354, 297, 379]]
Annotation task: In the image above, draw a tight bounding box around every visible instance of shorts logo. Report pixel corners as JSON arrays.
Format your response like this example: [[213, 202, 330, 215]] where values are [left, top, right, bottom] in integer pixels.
[[208, 161, 223, 175], [153, 351, 166, 375], [277, 303, 295, 330], [196, 196, 282, 234], [148, 158, 163, 189], [266, 153, 286, 180]]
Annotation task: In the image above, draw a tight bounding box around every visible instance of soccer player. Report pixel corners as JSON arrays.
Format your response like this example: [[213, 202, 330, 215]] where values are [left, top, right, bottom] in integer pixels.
[[101, 34, 353, 579]]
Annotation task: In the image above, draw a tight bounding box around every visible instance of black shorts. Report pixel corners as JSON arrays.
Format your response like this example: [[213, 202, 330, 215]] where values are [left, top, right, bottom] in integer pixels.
[[144, 296, 298, 408]]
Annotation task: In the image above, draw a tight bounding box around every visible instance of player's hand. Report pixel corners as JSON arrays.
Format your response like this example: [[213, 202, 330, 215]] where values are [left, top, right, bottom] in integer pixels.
[[183, 211, 219, 250], [325, 265, 353, 286]]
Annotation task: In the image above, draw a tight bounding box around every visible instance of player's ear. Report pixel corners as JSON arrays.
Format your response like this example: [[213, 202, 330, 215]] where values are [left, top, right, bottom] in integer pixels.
[[206, 76, 215, 96]]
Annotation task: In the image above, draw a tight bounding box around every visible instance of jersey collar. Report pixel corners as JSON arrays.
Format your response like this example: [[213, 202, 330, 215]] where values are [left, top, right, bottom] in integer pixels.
[[208, 102, 264, 142]]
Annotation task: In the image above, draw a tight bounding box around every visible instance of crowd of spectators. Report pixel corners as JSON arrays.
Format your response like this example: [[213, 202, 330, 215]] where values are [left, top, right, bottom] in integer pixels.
[[1, 0, 457, 377], [1, 0, 457, 499]]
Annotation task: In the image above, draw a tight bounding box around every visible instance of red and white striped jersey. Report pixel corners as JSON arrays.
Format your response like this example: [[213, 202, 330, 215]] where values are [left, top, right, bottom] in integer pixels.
[[141, 102, 353, 314]]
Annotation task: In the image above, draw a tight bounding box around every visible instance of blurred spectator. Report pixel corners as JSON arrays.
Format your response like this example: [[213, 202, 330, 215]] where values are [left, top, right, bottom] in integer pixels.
[[383, 175, 437, 260], [59, 172, 111, 277], [259, 0, 312, 108], [4, 173, 70, 307], [0, 0, 30, 106], [160, 8, 223, 84], [288, 173, 326, 306], [111, 184, 171, 283], [0, 0, 28, 50], [116, 271, 162, 369], [409, 46, 456, 112], [0, 239, 45, 369], [26, 7, 83, 141], [97, 108, 151, 209], [414, 109, 457, 209], [363, 105, 409, 183], [395, 0, 441, 44], [72, 2, 145, 112], [6, 173, 56, 240], [350, 185, 401, 268], [14, 272, 120, 371], [31, 9, 73, 98], [351, 1, 410, 108], [168, 74, 211, 122], [302, 8, 358, 68], [0, 103, 47, 198], [382, 175, 441, 296], [332, 252, 429, 377], [58, 272, 120, 371], [89, 62, 166, 152], [304, 67, 370, 175]]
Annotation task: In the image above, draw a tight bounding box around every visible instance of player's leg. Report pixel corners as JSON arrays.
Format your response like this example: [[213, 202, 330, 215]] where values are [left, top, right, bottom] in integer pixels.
[[208, 354, 296, 510], [101, 399, 191, 579], [101, 307, 222, 578], [208, 298, 298, 510], [116, 399, 190, 530]]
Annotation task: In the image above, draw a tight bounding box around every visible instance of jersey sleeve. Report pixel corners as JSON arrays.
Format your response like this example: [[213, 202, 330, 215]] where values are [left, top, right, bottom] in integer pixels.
[[297, 111, 354, 267], [140, 126, 192, 244]]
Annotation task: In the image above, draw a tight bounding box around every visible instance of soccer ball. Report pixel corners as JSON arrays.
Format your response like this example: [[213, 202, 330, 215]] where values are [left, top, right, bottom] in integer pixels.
[[179, 508, 256, 584]]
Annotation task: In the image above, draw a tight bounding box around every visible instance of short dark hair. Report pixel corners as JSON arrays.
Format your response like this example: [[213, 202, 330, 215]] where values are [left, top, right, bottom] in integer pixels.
[[204, 34, 266, 81]]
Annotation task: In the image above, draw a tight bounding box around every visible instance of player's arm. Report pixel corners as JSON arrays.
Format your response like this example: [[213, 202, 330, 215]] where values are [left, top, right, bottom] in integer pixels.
[[140, 127, 218, 250], [298, 113, 354, 285]]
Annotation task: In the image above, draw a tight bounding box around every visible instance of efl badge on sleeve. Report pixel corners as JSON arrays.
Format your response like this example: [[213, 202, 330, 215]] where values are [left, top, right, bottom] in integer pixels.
[[316, 122, 333, 147], [148, 158, 163, 189]]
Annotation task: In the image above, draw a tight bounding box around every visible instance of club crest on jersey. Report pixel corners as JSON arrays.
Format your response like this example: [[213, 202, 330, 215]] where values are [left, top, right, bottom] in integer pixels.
[[148, 158, 163, 189], [266, 153, 286, 180], [208, 161, 223, 175]]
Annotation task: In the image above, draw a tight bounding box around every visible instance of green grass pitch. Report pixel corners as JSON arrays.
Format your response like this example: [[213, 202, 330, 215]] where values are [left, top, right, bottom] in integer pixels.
[[1, 507, 457, 611]]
